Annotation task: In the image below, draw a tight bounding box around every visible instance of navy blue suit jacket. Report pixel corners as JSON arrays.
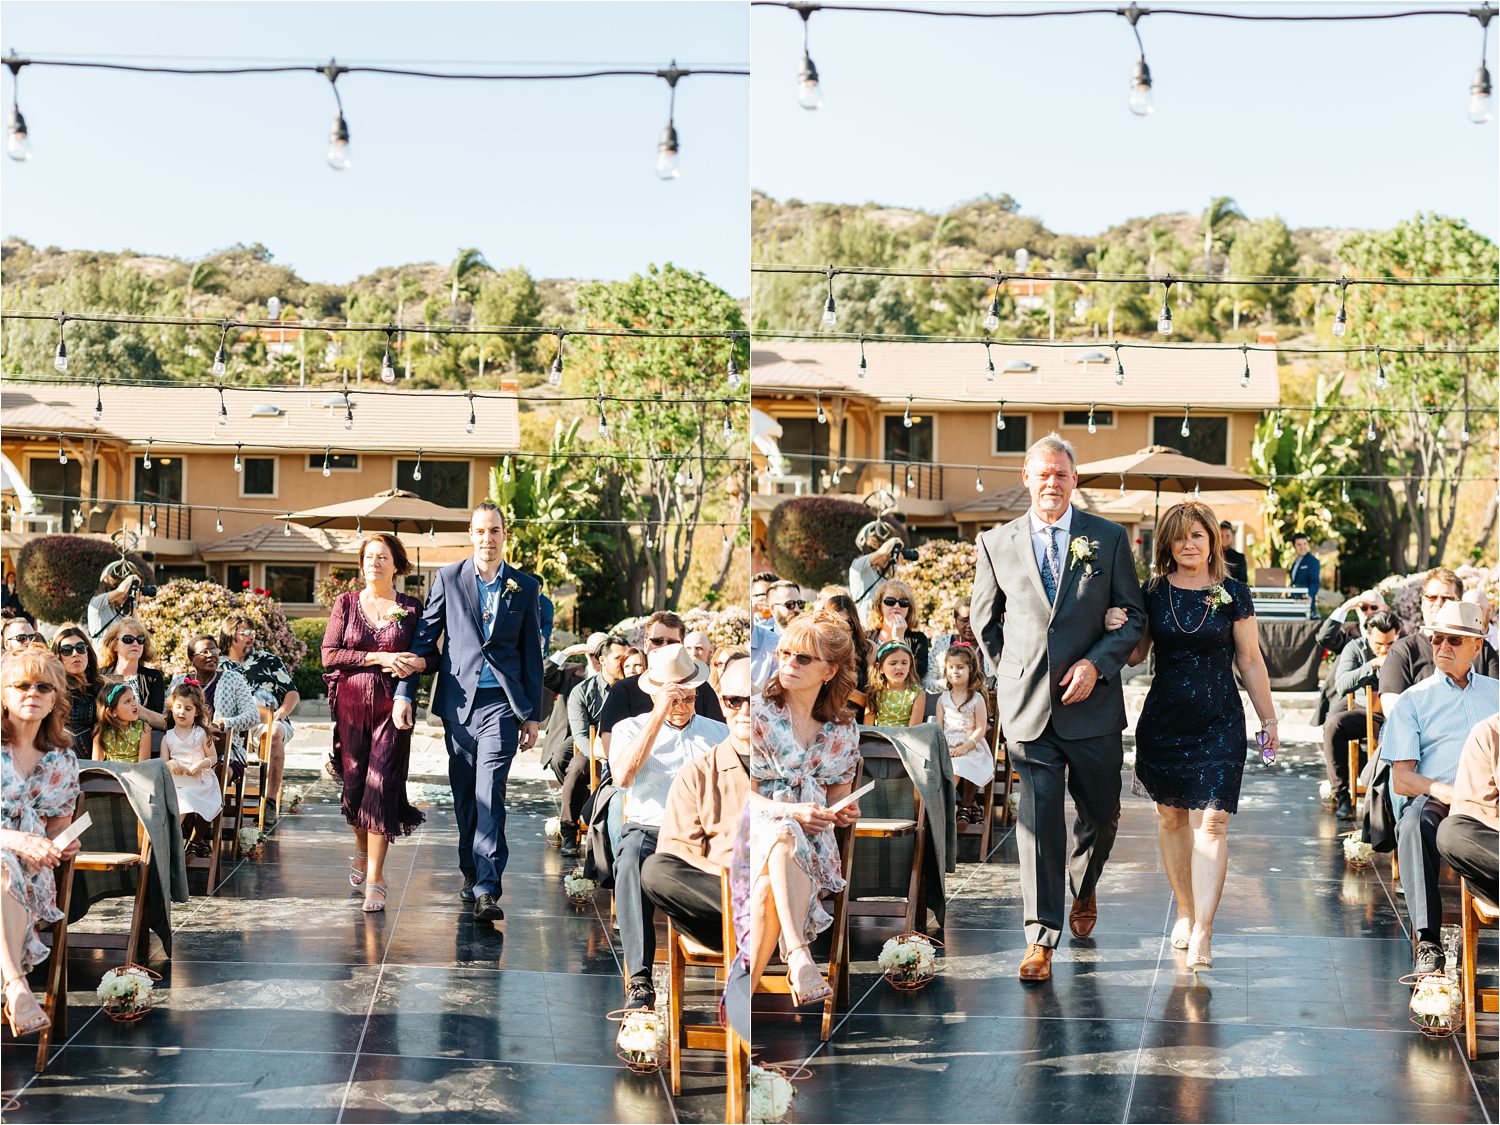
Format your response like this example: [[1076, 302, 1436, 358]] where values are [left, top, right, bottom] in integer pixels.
[[397, 558, 545, 725], [1290, 553, 1321, 603]]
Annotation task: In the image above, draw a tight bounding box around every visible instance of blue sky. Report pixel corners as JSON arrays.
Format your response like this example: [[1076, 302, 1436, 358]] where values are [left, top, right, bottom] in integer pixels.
[[1, 1, 749, 293], [752, 1, 1500, 240]]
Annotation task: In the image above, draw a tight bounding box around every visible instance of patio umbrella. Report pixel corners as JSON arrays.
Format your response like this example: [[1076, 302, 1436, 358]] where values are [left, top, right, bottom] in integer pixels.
[[1074, 445, 1268, 527], [288, 489, 473, 582]]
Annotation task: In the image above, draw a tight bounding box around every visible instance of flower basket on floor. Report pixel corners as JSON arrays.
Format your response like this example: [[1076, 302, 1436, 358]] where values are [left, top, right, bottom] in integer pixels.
[[285, 786, 304, 813], [544, 816, 564, 848], [238, 826, 266, 857], [750, 1061, 811, 1123], [878, 932, 941, 991], [1318, 780, 1337, 811], [563, 867, 597, 905], [607, 1007, 662, 1073], [1342, 833, 1374, 869], [96, 963, 160, 1023], [1408, 973, 1463, 1038]]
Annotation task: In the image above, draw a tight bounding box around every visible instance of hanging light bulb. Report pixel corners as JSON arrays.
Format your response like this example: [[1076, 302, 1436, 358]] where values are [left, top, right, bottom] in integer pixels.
[[656, 63, 682, 180], [355, 516, 363, 535], [1374, 349, 1388, 390], [1180, 405, 1191, 439], [1113, 343, 1125, 385], [322, 448, 332, 478], [902, 396, 913, 429], [721, 527, 729, 548], [983, 272, 1003, 332], [1418, 485, 1427, 507], [427, 522, 436, 543], [92, 381, 104, 422], [5, 56, 30, 161], [572, 524, 580, 547], [984, 342, 996, 381], [1157, 277, 1174, 335], [412, 450, 423, 481], [1471, 60, 1494, 124], [71, 507, 84, 529], [1340, 480, 1350, 504], [1461, 416, 1472, 443], [215, 508, 224, 534], [1332, 278, 1349, 337], [816, 393, 827, 425], [596, 394, 609, 440], [56, 433, 67, 465], [797, 6, 823, 109], [1087, 403, 1097, 435], [1273, 409, 1284, 438], [1126, 6, 1154, 116], [822, 268, 838, 328], [722, 407, 733, 439], [284, 516, 293, 537], [380, 331, 396, 383], [831, 466, 842, 486], [217, 387, 229, 427], [975, 470, 985, 493], [1193, 480, 1201, 501], [324, 61, 351, 170], [857, 335, 868, 378], [1119, 473, 1127, 497], [234, 444, 243, 473], [53, 317, 67, 372], [1366, 412, 1378, 442], [726, 348, 741, 390], [148, 507, 158, 532], [905, 467, 915, 491], [548, 333, 565, 388], [143, 439, 153, 470], [465, 392, 477, 435], [1240, 346, 1252, 388], [996, 401, 1008, 431], [502, 461, 512, 484], [212, 321, 230, 377], [594, 463, 604, 488]]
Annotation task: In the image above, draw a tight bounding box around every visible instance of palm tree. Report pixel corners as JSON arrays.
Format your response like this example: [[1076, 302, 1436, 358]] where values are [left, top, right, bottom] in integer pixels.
[[1200, 196, 1245, 275], [183, 259, 221, 319], [447, 248, 492, 324]]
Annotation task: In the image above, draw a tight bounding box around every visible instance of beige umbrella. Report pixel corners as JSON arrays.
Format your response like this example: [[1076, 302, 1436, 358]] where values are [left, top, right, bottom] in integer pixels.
[[1074, 445, 1268, 526], [288, 489, 471, 535]]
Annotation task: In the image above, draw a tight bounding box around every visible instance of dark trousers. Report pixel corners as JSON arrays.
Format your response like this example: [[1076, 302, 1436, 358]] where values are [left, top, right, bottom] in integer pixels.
[[1436, 813, 1499, 906], [642, 852, 722, 952], [559, 749, 593, 834], [616, 824, 660, 986], [1011, 723, 1123, 948], [1321, 709, 1379, 792], [1396, 794, 1450, 944], [445, 688, 519, 897]]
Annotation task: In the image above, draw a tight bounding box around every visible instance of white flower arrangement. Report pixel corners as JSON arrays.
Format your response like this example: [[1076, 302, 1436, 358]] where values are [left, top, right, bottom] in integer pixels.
[[1318, 780, 1336, 810], [749, 1064, 796, 1123], [878, 933, 939, 989], [1342, 834, 1374, 868], [1202, 584, 1235, 617], [96, 965, 156, 1020], [238, 826, 265, 854], [1068, 536, 1101, 575], [384, 605, 409, 623], [544, 816, 564, 846], [614, 1008, 661, 1070], [563, 868, 597, 903], [285, 786, 304, 812], [1410, 973, 1462, 1036]]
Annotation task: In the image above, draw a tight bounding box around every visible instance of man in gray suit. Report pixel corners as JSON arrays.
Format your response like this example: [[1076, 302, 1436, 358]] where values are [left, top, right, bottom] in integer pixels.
[[972, 433, 1146, 981]]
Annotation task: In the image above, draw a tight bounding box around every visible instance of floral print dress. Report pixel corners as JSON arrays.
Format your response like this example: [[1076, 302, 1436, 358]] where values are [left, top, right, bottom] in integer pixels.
[[751, 696, 861, 943], [1, 744, 80, 971]]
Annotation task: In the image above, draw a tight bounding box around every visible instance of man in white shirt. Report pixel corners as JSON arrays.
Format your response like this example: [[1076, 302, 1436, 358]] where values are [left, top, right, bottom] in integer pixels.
[[609, 643, 728, 1010]]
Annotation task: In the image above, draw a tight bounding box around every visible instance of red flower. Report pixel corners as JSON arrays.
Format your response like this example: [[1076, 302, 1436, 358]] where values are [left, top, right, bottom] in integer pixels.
[[242, 580, 251, 588]]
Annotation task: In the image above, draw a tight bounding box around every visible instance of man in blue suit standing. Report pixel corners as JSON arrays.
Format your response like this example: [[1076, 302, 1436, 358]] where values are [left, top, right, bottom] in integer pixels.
[[1289, 531, 1321, 619], [394, 502, 544, 921]]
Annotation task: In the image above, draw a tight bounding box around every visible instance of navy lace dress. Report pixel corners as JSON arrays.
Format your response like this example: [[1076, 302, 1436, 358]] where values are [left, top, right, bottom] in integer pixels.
[[1133, 576, 1256, 813]]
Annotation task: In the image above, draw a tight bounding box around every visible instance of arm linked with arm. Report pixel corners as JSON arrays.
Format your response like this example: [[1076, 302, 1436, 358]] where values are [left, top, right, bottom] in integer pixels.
[[320, 595, 368, 671], [396, 576, 447, 704], [1084, 530, 1146, 680]]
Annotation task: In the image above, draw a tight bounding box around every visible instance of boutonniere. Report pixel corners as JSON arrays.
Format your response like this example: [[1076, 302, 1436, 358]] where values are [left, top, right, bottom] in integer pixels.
[[1068, 536, 1101, 575], [503, 578, 521, 598], [1202, 584, 1234, 616], [385, 605, 408, 623]]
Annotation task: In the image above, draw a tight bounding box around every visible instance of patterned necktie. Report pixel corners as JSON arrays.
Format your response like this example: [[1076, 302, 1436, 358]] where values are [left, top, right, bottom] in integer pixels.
[[1042, 526, 1061, 604]]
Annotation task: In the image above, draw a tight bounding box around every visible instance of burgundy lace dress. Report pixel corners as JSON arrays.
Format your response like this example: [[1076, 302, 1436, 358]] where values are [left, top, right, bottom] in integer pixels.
[[322, 591, 426, 840]]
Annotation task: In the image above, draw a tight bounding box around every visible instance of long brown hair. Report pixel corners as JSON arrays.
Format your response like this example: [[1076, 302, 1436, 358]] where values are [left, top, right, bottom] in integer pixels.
[[100, 615, 159, 669], [822, 592, 871, 669], [865, 578, 923, 634], [51, 624, 102, 693], [165, 680, 212, 735], [96, 681, 139, 732], [761, 612, 857, 725], [2, 645, 75, 753], [1151, 501, 1225, 587]]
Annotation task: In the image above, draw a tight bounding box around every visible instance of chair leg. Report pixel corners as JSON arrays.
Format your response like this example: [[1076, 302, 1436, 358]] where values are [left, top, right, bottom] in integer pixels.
[[127, 857, 152, 965], [1464, 882, 1479, 1060], [1348, 740, 1361, 799], [36, 861, 73, 1073], [668, 931, 685, 1097], [905, 827, 927, 934], [725, 1025, 746, 1124]]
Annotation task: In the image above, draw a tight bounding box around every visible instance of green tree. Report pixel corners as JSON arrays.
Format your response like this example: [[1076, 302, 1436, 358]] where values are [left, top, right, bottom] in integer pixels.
[[1226, 217, 1298, 326], [446, 247, 492, 324], [488, 417, 597, 591], [474, 268, 544, 373]]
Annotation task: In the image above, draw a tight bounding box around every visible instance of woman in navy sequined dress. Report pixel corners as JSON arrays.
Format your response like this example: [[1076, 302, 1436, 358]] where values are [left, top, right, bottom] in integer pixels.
[[1116, 501, 1279, 971]]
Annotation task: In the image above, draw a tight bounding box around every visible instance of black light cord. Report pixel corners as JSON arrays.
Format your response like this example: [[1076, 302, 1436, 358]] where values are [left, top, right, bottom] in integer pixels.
[[751, 329, 1498, 355], [752, 264, 1499, 288], [751, 2, 1491, 26]]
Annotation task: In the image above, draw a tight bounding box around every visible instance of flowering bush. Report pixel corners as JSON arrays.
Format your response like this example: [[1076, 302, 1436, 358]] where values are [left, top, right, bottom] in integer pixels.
[[288, 617, 329, 699], [133, 580, 306, 676], [767, 496, 877, 588], [750, 1064, 796, 1124], [1377, 565, 1498, 629], [15, 536, 153, 626], [610, 605, 751, 652], [899, 538, 978, 634], [315, 573, 362, 608]]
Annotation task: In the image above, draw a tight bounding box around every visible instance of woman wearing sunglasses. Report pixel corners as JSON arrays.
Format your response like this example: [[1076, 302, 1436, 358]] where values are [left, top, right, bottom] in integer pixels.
[[50, 626, 104, 751], [864, 579, 930, 685], [100, 616, 167, 732]]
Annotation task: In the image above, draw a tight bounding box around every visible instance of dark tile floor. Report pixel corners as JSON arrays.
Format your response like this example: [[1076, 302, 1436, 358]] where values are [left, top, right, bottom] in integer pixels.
[[1, 781, 728, 1124], [754, 770, 1498, 1124]]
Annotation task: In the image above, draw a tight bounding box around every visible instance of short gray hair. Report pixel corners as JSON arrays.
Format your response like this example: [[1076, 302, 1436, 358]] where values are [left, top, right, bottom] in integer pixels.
[[1025, 432, 1077, 468]]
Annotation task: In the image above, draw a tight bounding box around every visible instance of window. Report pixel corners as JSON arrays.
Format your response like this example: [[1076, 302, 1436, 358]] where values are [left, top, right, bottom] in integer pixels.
[[225, 564, 251, 592], [396, 459, 469, 509], [993, 415, 1030, 455], [156, 565, 207, 583], [883, 414, 933, 463], [1062, 409, 1114, 428], [27, 456, 84, 517], [776, 417, 829, 492], [1152, 414, 1228, 465], [133, 455, 183, 503], [241, 457, 277, 498], [264, 565, 315, 604], [308, 453, 359, 472]]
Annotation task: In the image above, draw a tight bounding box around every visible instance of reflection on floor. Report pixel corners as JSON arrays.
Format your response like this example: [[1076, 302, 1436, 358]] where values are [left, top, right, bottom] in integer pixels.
[[754, 770, 1498, 1124], [1, 780, 729, 1124]]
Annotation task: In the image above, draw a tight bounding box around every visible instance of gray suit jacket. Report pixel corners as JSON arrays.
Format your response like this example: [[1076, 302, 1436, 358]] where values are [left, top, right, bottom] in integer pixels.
[[971, 506, 1146, 744]]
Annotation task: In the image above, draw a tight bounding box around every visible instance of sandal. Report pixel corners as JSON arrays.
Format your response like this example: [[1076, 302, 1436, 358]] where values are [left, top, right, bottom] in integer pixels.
[[786, 947, 833, 1008], [361, 881, 388, 913], [1186, 934, 1213, 970], [349, 852, 368, 888], [1170, 917, 1192, 951], [3, 978, 49, 1038]]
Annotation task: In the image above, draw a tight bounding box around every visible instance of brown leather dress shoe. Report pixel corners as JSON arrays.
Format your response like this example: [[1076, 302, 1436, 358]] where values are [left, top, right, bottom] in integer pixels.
[[1018, 943, 1053, 981], [1069, 893, 1098, 939]]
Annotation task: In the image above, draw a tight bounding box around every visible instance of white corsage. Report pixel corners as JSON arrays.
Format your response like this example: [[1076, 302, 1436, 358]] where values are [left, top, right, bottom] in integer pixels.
[[385, 605, 408, 623], [1068, 536, 1101, 576], [1202, 584, 1234, 617], [503, 578, 521, 597]]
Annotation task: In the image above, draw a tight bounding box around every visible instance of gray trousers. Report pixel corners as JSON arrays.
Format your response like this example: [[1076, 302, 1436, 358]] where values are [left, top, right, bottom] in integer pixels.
[[1396, 794, 1449, 944], [1012, 723, 1124, 948]]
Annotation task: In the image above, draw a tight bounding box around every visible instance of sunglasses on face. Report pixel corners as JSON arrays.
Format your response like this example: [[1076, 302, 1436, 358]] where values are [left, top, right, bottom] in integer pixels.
[[774, 600, 806, 612], [882, 597, 912, 609], [775, 649, 819, 667], [1422, 592, 1457, 604], [6, 632, 43, 648], [55, 642, 90, 657], [6, 681, 57, 695], [119, 634, 147, 646], [1431, 634, 1471, 649], [720, 694, 751, 711], [646, 635, 678, 647]]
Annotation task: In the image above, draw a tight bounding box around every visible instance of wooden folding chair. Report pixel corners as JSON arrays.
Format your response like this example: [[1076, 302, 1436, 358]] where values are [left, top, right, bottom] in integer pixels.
[[1351, 687, 1384, 800], [221, 724, 268, 860], [850, 733, 926, 934], [34, 793, 79, 1073], [666, 868, 746, 1122], [71, 770, 153, 964], [1346, 692, 1364, 800], [1461, 878, 1499, 1060], [185, 729, 232, 892], [234, 706, 278, 832]]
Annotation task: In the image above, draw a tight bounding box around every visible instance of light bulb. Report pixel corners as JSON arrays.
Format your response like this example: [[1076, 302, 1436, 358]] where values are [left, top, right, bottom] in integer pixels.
[[549, 355, 563, 387], [428, 524, 436, 542], [234, 449, 242, 473], [1332, 306, 1347, 337], [57, 446, 67, 465], [143, 450, 153, 470], [218, 403, 229, 427], [1273, 412, 1284, 438], [466, 418, 476, 435], [1470, 64, 1494, 124], [822, 296, 837, 328], [983, 302, 1000, 332], [798, 51, 823, 110], [816, 400, 826, 424], [996, 412, 1007, 432], [54, 340, 67, 372], [502, 465, 511, 483], [1374, 361, 1388, 390], [985, 352, 996, 381], [1462, 423, 1472, 442], [857, 353, 867, 378], [380, 350, 396, 383], [598, 414, 609, 440], [1129, 59, 1154, 116], [1340, 481, 1350, 504], [212, 347, 227, 377], [1366, 418, 1378, 442], [284, 519, 292, 537], [92, 401, 103, 422], [1158, 305, 1173, 335], [1240, 360, 1251, 388], [71, 508, 83, 529], [327, 113, 351, 170], [344, 414, 353, 431], [413, 464, 422, 481], [975, 474, 984, 493], [656, 123, 680, 180], [594, 465, 604, 487], [6, 106, 31, 162], [1088, 411, 1097, 435], [322, 453, 332, 478], [1114, 352, 1126, 385], [1181, 419, 1191, 438], [902, 409, 913, 430], [215, 511, 224, 534], [727, 355, 741, 390]]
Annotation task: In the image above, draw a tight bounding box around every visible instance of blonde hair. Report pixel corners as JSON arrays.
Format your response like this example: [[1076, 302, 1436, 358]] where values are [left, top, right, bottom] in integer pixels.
[[761, 612, 857, 725], [1, 644, 74, 753], [100, 615, 159, 669], [865, 578, 923, 634], [1151, 501, 1225, 587]]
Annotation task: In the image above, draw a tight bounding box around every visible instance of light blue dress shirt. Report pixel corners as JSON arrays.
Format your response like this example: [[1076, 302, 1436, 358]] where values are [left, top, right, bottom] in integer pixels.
[[475, 565, 507, 690], [1382, 668, 1500, 811], [1027, 506, 1074, 588], [750, 619, 781, 692]]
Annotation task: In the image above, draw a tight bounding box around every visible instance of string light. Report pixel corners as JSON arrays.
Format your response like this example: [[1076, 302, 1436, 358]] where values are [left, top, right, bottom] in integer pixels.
[[56, 433, 67, 465], [1272, 409, 1284, 438], [501, 459, 512, 483], [974, 469, 984, 493], [143, 439, 153, 470], [1119, 473, 1127, 497], [1374, 348, 1388, 390], [1340, 480, 1350, 504], [726, 346, 741, 390], [1472, 5, 1495, 122], [984, 340, 996, 381], [815, 392, 826, 424], [322, 447, 332, 477], [996, 401, 1007, 431], [1332, 277, 1350, 338], [5, 54, 31, 161], [1157, 275, 1174, 335], [594, 464, 604, 487], [656, 62, 682, 180], [92, 379, 103, 421], [212, 320, 230, 377], [822, 267, 838, 328], [427, 522, 436, 542], [1180, 404, 1191, 439], [572, 524, 580, 547], [465, 391, 477, 434], [284, 514, 293, 537], [983, 272, 1003, 332], [343, 391, 355, 430], [1087, 402, 1097, 435], [548, 332, 565, 387], [53, 315, 67, 372], [1193, 480, 1201, 500], [324, 61, 351, 171], [902, 395, 913, 428], [596, 393, 609, 440], [215, 508, 224, 534], [1239, 344, 1251, 388], [753, 263, 1497, 289], [217, 386, 229, 427], [1112, 342, 1125, 385], [795, 1, 823, 109], [722, 405, 733, 439], [380, 329, 396, 383], [857, 334, 867, 378], [1125, 3, 1154, 116], [71, 507, 84, 529], [1366, 412, 1379, 442], [905, 466, 915, 490], [412, 450, 423, 480], [233, 443, 243, 473]]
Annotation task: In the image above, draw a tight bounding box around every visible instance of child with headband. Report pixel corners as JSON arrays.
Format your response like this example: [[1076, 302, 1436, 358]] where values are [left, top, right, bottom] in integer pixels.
[[867, 640, 923, 728], [93, 682, 149, 762]]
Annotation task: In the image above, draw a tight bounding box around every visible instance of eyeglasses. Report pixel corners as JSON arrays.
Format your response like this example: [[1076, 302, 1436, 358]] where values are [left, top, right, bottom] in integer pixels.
[[774, 600, 806, 612], [191, 647, 219, 659], [646, 635, 678, 647], [882, 597, 912, 609], [5, 681, 57, 695], [119, 634, 148, 646], [720, 694, 751, 711], [1422, 592, 1458, 604], [234, 628, 255, 638], [5, 632, 43, 649], [1430, 634, 1472, 648], [55, 642, 90, 657], [775, 649, 819, 667]]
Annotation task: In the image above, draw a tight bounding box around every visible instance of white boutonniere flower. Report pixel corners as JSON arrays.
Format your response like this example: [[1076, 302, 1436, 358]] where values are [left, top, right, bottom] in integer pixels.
[[1203, 584, 1234, 616], [385, 605, 408, 623], [1068, 536, 1101, 576], [503, 578, 521, 598]]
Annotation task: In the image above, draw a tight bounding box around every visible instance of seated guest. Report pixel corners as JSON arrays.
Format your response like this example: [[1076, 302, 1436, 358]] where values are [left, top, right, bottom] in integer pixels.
[[1321, 610, 1400, 820], [925, 596, 994, 693], [1382, 601, 1499, 975], [751, 582, 808, 691], [560, 633, 630, 855], [750, 571, 779, 626], [3, 617, 44, 654], [597, 612, 723, 759], [219, 615, 301, 819], [608, 644, 727, 1009], [750, 612, 862, 1004], [1314, 589, 1391, 725], [820, 593, 871, 704], [100, 616, 168, 732], [51, 626, 103, 750], [169, 636, 260, 769], [1462, 588, 1499, 678], [865, 579, 931, 685], [1219, 521, 1248, 584], [1437, 714, 1499, 907], [622, 647, 646, 679], [683, 630, 716, 672], [641, 653, 752, 952], [1380, 567, 1471, 712], [1, 645, 81, 1038], [709, 646, 746, 694]]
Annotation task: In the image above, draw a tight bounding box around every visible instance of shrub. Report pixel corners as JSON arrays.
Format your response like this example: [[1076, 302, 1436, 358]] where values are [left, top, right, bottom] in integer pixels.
[[767, 497, 877, 588], [15, 536, 153, 626], [132, 580, 306, 676], [900, 538, 979, 635], [289, 616, 329, 699], [315, 573, 361, 608]]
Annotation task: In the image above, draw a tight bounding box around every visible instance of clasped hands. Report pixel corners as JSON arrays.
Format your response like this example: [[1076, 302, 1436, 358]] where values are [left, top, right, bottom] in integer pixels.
[[789, 800, 859, 833], [1, 826, 79, 869], [377, 651, 427, 678]]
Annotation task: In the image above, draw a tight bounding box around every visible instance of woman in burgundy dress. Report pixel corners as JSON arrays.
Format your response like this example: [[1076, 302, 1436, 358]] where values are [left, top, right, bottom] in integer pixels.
[[321, 533, 426, 912]]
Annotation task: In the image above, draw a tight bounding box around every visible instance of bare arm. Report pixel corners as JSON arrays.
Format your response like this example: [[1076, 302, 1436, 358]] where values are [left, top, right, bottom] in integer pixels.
[[1232, 615, 1279, 754], [1391, 758, 1455, 804], [136, 724, 151, 763]]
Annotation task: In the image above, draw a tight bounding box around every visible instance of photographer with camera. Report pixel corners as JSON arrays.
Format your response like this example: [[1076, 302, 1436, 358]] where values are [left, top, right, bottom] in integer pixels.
[[88, 562, 156, 642], [849, 520, 919, 619]]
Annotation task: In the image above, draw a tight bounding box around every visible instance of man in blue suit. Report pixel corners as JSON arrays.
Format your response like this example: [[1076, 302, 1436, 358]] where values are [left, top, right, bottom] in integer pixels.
[[1289, 531, 1321, 619], [394, 502, 544, 921]]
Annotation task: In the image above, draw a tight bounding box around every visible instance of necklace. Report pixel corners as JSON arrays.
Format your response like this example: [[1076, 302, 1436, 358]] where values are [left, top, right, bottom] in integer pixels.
[[1165, 579, 1214, 635]]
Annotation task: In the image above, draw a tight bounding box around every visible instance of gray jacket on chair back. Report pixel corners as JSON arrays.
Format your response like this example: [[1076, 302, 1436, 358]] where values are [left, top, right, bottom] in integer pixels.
[[971, 506, 1146, 744]]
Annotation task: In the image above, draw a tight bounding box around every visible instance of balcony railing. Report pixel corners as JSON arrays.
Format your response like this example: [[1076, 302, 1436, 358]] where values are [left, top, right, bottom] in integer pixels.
[[764, 453, 944, 502], [136, 501, 192, 540]]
